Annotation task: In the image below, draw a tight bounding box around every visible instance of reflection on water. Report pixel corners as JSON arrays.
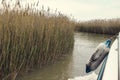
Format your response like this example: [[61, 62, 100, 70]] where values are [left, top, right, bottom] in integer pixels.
[[19, 32, 111, 80]]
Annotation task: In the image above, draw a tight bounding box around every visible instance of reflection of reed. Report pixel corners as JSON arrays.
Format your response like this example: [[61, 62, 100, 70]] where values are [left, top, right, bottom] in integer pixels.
[[21, 53, 73, 80], [74, 32, 111, 44]]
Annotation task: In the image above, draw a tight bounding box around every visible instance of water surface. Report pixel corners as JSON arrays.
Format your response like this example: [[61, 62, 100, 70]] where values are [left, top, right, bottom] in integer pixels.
[[19, 32, 111, 80]]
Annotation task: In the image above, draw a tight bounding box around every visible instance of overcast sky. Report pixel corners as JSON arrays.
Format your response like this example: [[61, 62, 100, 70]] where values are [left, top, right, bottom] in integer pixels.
[[18, 0, 120, 21]]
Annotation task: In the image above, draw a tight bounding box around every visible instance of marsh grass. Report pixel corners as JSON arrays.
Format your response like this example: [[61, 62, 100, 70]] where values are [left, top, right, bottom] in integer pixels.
[[75, 19, 120, 34], [0, 1, 75, 80]]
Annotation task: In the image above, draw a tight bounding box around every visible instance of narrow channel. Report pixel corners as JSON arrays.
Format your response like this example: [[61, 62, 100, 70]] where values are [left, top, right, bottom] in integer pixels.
[[19, 32, 111, 80]]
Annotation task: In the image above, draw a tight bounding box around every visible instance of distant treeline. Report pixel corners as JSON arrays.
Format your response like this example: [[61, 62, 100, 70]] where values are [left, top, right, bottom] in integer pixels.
[[0, 1, 75, 80], [75, 19, 120, 35]]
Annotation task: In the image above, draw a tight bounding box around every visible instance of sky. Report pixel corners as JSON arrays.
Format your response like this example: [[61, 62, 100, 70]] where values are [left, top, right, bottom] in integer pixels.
[[7, 0, 120, 21]]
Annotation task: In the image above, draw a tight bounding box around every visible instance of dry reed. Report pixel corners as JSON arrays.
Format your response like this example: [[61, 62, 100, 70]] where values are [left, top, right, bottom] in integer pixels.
[[75, 19, 120, 34], [0, 1, 75, 80]]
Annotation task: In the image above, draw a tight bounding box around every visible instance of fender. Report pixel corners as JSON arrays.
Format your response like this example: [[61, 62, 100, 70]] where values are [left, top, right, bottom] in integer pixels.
[[86, 39, 111, 73]]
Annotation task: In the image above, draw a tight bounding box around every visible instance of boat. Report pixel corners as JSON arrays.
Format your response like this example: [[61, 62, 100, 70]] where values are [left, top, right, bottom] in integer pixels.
[[97, 32, 120, 80]]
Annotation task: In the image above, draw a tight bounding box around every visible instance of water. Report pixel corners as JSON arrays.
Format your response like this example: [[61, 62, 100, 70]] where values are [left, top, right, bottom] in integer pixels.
[[19, 32, 111, 80], [68, 72, 97, 80]]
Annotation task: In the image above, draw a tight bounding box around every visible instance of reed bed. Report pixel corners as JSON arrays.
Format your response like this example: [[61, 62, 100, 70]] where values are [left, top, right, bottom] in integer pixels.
[[0, 1, 75, 80], [75, 19, 120, 35]]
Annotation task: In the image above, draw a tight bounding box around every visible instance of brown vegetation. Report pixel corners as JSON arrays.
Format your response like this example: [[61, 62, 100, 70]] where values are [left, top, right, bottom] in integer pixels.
[[75, 19, 120, 34], [0, 1, 75, 80]]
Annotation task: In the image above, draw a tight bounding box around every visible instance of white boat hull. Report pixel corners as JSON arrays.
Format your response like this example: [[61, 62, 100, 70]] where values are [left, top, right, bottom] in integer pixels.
[[102, 39, 118, 80]]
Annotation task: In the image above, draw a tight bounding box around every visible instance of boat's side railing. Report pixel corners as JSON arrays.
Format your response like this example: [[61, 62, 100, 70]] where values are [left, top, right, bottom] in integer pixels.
[[118, 32, 120, 80]]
